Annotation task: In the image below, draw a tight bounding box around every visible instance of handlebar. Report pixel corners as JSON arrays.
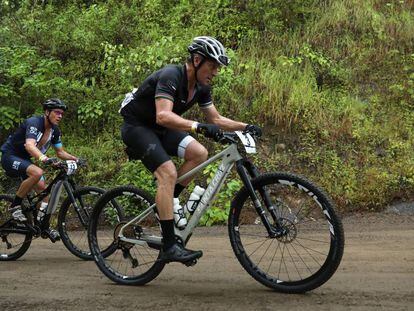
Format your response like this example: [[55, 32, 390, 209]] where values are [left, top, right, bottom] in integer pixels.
[[216, 130, 261, 145], [43, 158, 87, 171], [216, 132, 237, 144]]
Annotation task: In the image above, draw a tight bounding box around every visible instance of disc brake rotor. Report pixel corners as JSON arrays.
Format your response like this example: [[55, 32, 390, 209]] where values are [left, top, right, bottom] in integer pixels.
[[275, 217, 297, 243]]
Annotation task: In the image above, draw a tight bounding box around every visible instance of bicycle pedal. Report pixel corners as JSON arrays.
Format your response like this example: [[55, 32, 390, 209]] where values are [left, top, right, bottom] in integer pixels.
[[183, 259, 198, 267], [40, 231, 60, 243], [41, 234, 60, 243]]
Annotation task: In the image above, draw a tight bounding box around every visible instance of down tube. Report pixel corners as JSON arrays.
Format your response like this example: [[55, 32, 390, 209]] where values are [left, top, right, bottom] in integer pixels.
[[176, 148, 241, 242]]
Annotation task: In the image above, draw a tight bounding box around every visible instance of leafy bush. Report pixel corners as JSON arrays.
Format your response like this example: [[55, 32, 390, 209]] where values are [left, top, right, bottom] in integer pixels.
[[0, 0, 414, 221], [200, 163, 242, 226], [0, 106, 21, 131]]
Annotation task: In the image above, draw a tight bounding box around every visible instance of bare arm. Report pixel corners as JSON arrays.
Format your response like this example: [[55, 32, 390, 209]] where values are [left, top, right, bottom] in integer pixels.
[[155, 98, 196, 131], [54, 146, 77, 161], [24, 138, 45, 160], [202, 105, 247, 131]]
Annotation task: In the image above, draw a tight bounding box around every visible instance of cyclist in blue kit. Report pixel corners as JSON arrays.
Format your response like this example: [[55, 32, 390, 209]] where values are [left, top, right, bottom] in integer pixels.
[[119, 36, 262, 264], [1, 99, 78, 241]]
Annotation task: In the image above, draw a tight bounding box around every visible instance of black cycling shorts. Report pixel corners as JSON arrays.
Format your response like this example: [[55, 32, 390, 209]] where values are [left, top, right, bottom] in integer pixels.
[[121, 122, 195, 173], [1, 152, 33, 179]]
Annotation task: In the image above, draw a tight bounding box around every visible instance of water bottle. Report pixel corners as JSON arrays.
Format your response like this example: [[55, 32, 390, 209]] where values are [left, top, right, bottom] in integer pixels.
[[37, 202, 48, 222], [173, 198, 187, 229], [184, 186, 205, 214]]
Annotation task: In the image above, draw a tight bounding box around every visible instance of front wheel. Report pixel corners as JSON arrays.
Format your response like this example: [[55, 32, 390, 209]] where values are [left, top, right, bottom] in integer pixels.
[[0, 194, 32, 261], [228, 172, 344, 293], [58, 186, 106, 260]]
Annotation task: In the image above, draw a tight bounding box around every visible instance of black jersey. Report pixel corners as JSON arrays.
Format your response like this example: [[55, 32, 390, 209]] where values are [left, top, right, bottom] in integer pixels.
[[120, 64, 212, 128], [0, 116, 62, 158]]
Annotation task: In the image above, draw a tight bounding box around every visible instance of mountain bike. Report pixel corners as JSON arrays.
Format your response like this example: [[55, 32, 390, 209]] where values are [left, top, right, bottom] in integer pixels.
[[0, 159, 110, 261], [88, 131, 345, 293]]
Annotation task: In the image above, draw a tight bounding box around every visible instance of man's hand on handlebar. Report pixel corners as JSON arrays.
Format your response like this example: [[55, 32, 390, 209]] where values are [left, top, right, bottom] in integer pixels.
[[75, 157, 87, 167], [41, 156, 86, 168], [244, 124, 262, 137], [194, 123, 222, 142], [43, 157, 62, 167]]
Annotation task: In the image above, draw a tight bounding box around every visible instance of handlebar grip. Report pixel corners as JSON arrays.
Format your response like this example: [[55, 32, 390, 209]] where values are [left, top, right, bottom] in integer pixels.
[[44, 157, 62, 167], [76, 158, 88, 167], [213, 131, 224, 142]]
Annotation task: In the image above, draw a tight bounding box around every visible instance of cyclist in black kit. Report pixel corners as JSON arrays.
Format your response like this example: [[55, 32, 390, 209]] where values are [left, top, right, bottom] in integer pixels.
[[1, 99, 78, 241], [120, 36, 262, 264]]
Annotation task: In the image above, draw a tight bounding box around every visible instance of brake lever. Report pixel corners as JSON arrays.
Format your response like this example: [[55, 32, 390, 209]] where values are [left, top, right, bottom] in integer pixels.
[[243, 130, 261, 141], [76, 158, 88, 167]]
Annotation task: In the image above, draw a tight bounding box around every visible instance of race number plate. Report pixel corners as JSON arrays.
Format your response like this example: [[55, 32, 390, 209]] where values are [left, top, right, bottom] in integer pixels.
[[66, 160, 78, 175], [235, 131, 256, 154]]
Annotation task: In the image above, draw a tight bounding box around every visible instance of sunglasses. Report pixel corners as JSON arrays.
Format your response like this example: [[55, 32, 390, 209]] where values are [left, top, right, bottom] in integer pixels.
[[52, 110, 65, 116]]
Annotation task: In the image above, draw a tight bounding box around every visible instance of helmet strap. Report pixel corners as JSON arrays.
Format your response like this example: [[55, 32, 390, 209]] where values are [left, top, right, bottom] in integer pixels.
[[45, 110, 53, 127], [191, 54, 206, 83]]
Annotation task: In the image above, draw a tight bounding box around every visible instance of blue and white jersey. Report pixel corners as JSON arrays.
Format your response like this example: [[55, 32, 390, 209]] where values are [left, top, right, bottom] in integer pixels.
[[0, 116, 62, 159]]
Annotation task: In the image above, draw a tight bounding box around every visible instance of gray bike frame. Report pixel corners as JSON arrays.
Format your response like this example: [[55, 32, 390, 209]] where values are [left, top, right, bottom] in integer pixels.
[[40, 177, 81, 219], [118, 143, 243, 247], [45, 180, 64, 215]]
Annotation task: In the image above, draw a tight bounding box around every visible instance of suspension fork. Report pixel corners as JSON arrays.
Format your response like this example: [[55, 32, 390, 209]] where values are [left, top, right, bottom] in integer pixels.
[[236, 160, 281, 236], [67, 178, 90, 220], [242, 160, 282, 227], [63, 179, 89, 227]]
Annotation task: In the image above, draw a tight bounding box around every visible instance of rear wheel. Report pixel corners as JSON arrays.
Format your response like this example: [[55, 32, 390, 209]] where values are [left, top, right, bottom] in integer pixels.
[[228, 172, 344, 293], [0, 194, 32, 261], [58, 186, 106, 260], [88, 185, 165, 285]]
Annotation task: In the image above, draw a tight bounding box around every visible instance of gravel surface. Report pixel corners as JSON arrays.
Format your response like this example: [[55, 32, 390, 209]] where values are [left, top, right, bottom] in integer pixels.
[[0, 212, 413, 310]]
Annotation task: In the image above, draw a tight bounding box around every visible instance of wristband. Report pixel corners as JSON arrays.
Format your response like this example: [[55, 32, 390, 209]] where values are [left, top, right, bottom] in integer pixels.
[[191, 122, 199, 133], [39, 154, 48, 162]]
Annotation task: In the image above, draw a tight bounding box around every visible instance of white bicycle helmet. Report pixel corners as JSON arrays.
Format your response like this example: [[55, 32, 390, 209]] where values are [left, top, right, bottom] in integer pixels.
[[188, 36, 230, 66]]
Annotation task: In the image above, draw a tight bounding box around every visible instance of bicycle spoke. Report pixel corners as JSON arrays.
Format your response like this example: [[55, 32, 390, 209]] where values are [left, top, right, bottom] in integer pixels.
[[229, 172, 344, 292], [285, 243, 304, 280], [0, 195, 34, 261], [293, 238, 327, 261], [59, 187, 105, 259], [244, 238, 271, 247], [89, 186, 164, 285], [247, 238, 270, 258], [256, 239, 274, 266], [295, 236, 331, 244], [266, 240, 281, 274], [287, 242, 313, 275]]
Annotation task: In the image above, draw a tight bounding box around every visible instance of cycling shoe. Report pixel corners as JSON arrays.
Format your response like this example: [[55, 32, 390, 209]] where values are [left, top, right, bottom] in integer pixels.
[[41, 228, 61, 243], [159, 243, 202, 264]]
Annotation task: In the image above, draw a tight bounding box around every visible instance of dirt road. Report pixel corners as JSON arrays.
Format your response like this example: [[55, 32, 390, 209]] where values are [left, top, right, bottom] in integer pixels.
[[0, 212, 413, 311]]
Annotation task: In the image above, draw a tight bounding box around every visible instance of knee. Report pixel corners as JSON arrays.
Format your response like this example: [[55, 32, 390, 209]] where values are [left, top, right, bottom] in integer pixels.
[[155, 162, 177, 185], [29, 167, 44, 180], [36, 180, 47, 192], [187, 144, 208, 163], [199, 146, 208, 162]]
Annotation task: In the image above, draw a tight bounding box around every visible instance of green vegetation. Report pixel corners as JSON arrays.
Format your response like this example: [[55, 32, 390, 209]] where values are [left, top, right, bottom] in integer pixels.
[[1, 0, 413, 221]]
